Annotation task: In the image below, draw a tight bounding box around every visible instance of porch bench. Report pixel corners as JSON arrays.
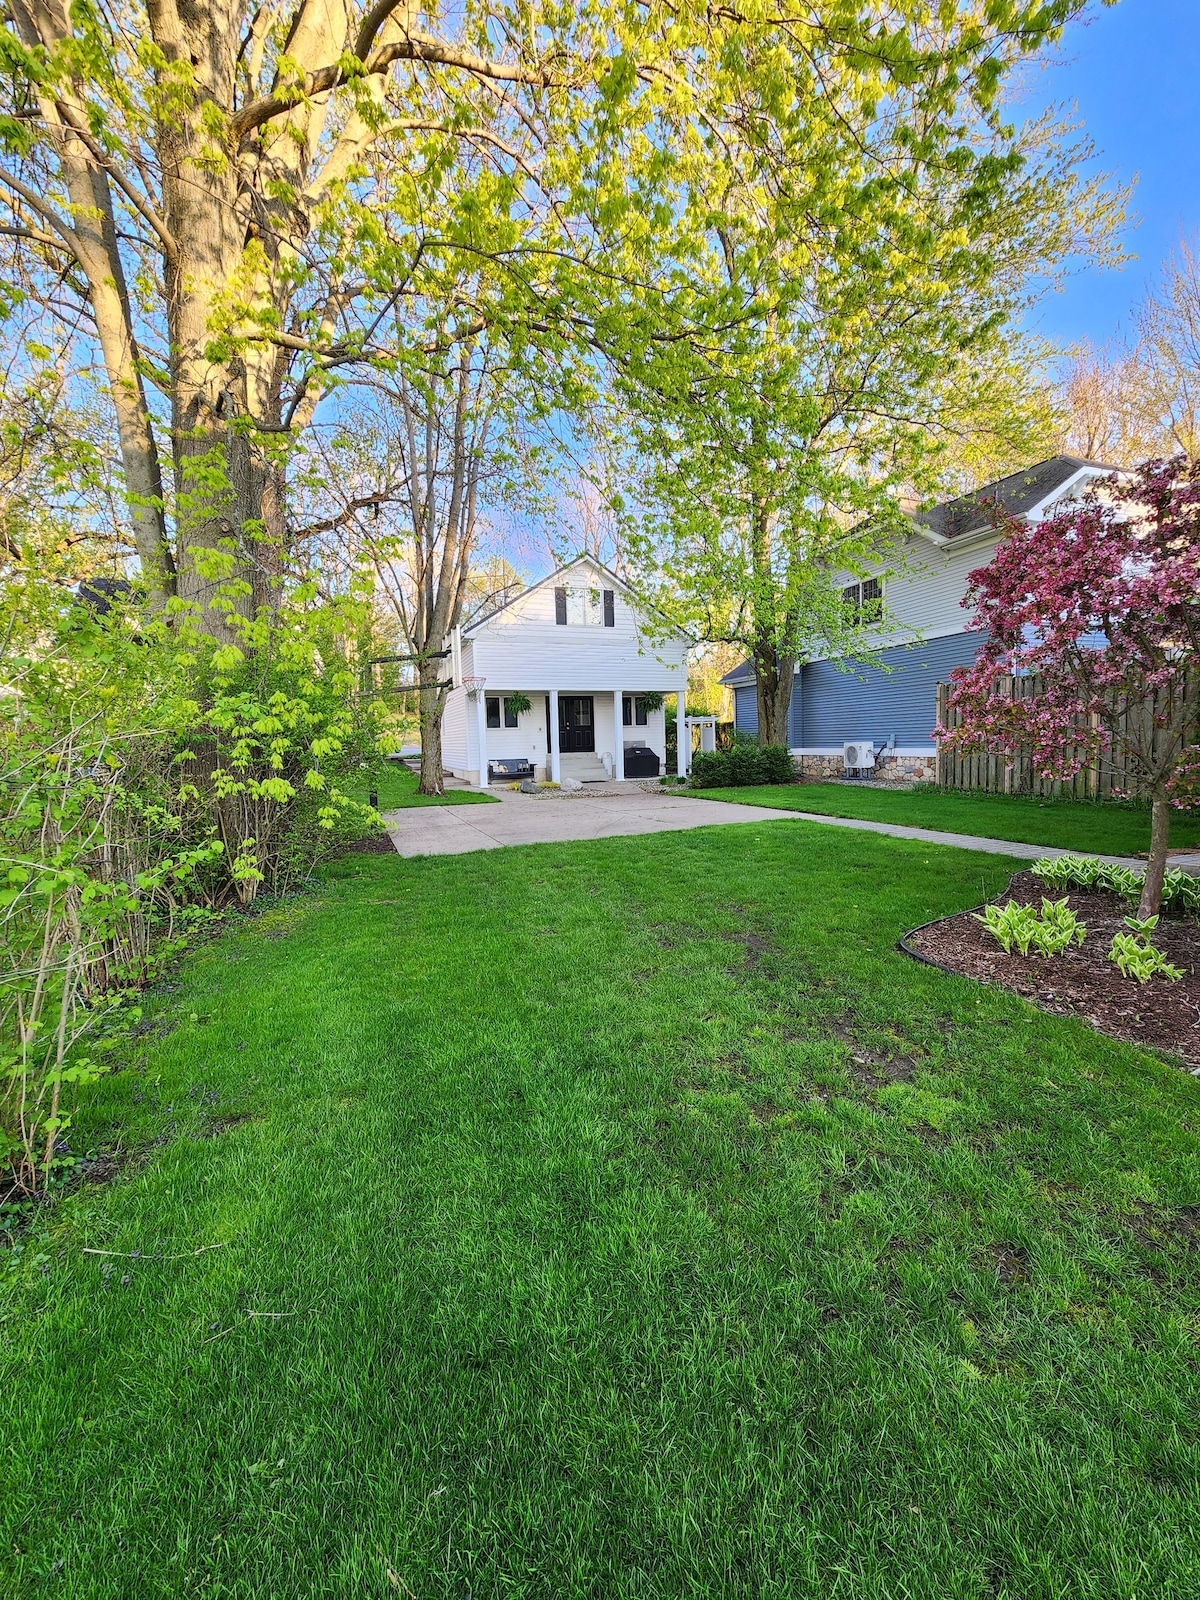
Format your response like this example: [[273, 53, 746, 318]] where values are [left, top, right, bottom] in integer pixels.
[[488, 758, 536, 783]]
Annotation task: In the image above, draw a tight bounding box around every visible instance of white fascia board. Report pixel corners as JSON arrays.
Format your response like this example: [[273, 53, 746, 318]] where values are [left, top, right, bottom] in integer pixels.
[[797, 622, 984, 667], [465, 553, 692, 646], [1021, 464, 1124, 524], [909, 518, 1007, 552]]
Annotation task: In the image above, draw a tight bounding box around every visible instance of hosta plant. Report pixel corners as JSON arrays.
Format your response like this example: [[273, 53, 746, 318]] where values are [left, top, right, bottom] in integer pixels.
[[1108, 917, 1184, 983], [1032, 855, 1141, 900], [1033, 855, 1200, 920], [1162, 869, 1200, 920], [974, 898, 1087, 958]]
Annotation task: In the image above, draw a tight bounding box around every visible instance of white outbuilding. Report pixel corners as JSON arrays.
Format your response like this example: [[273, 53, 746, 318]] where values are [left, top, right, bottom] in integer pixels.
[[441, 555, 691, 789]]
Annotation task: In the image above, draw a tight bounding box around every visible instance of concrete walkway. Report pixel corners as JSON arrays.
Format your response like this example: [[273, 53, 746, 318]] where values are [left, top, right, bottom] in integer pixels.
[[383, 785, 1200, 872], [382, 787, 799, 857]]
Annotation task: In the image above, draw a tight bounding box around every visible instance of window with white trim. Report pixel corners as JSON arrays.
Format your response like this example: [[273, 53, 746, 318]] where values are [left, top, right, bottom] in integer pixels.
[[842, 577, 884, 623]]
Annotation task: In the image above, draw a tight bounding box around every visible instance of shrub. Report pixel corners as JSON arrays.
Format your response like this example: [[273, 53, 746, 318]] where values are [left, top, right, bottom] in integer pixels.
[[689, 744, 796, 788], [1, 560, 382, 1197]]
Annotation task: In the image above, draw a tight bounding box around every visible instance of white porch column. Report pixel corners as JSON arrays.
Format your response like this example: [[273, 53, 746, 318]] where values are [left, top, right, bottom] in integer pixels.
[[548, 689, 561, 783], [612, 691, 624, 780], [676, 686, 688, 778], [475, 689, 488, 789]]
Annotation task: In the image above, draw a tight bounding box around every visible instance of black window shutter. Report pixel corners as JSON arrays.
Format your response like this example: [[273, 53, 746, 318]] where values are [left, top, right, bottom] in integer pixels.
[[603, 589, 615, 627], [554, 587, 567, 624]]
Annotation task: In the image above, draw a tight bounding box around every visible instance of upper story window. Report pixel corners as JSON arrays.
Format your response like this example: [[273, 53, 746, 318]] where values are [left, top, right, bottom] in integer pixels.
[[842, 577, 883, 624], [555, 585, 616, 626]]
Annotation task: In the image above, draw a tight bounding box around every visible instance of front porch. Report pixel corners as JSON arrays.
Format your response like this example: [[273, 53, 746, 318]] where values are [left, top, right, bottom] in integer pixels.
[[463, 686, 690, 789]]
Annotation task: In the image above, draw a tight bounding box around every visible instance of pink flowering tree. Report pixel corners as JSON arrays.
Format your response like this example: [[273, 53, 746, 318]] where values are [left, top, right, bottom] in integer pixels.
[[938, 457, 1200, 916]]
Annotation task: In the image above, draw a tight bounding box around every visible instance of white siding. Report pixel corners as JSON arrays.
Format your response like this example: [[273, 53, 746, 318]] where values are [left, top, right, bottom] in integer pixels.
[[441, 559, 687, 781], [465, 557, 688, 689], [855, 530, 1001, 650], [827, 467, 1115, 658], [441, 685, 469, 771]]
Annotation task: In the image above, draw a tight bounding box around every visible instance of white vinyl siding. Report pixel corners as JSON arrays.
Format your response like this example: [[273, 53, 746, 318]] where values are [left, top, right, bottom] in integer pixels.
[[442, 560, 688, 781], [465, 559, 687, 690]]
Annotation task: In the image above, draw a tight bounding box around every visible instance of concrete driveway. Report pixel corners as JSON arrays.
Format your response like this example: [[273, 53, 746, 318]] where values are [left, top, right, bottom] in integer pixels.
[[382, 783, 1200, 872], [382, 785, 798, 856]]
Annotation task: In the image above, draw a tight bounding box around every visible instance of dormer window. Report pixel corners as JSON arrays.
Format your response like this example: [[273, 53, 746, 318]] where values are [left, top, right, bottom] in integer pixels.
[[555, 585, 616, 626]]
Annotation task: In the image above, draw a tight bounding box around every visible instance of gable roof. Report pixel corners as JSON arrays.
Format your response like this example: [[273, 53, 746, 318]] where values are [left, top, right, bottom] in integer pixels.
[[462, 554, 612, 636], [462, 553, 690, 641], [914, 455, 1119, 543]]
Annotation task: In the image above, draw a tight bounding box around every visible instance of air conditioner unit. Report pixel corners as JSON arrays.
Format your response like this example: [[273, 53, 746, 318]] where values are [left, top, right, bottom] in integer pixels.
[[843, 740, 876, 773]]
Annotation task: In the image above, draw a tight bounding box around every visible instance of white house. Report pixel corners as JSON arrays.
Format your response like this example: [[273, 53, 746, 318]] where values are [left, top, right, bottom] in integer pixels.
[[441, 555, 691, 787], [722, 455, 1121, 781]]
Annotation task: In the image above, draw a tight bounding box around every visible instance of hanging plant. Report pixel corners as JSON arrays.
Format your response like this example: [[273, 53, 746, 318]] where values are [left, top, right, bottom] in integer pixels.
[[504, 692, 532, 718], [639, 691, 664, 713]]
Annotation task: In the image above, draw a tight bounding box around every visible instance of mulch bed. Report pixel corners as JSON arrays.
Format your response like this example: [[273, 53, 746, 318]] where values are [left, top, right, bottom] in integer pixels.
[[334, 830, 397, 856], [904, 870, 1200, 1069]]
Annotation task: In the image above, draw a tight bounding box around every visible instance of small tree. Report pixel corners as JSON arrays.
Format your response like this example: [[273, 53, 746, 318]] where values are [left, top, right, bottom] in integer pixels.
[[939, 459, 1200, 915]]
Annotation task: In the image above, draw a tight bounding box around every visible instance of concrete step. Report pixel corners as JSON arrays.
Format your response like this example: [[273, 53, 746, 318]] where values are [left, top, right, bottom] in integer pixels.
[[560, 753, 611, 783]]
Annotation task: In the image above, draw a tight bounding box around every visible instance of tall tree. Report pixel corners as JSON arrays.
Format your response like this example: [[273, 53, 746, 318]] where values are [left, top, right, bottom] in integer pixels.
[[1056, 234, 1200, 468], [1136, 236, 1200, 460], [618, 84, 1123, 743], [295, 336, 535, 792], [1, 0, 1100, 646]]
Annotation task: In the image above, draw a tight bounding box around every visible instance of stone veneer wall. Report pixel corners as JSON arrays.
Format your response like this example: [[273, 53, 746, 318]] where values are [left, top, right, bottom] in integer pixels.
[[794, 753, 937, 785]]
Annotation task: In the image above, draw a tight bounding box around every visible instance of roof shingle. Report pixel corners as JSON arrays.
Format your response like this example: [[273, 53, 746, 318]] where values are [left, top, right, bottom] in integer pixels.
[[916, 455, 1116, 540]]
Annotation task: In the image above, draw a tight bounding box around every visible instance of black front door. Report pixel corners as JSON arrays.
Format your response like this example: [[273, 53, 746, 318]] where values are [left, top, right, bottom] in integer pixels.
[[558, 695, 595, 752]]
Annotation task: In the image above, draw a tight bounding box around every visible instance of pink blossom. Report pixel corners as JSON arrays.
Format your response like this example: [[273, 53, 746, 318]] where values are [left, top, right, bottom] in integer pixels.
[[935, 457, 1200, 813]]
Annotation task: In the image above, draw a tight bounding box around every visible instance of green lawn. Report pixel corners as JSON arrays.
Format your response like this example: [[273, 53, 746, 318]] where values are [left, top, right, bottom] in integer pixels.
[[690, 781, 1200, 857], [4, 824, 1199, 1598], [353, 761, 497, 809]]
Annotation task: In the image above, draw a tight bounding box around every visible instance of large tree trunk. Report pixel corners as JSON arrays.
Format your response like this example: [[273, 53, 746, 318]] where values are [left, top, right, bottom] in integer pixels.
[[11, 0, 176, 603], [417, 671, 447, 796], [1138, 792, 1172, 918], [755, 650, 795, 747]]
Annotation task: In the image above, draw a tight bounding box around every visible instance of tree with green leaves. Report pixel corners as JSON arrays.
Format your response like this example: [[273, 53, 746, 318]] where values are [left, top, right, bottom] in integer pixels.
[[1, 0, 1108, 649], [293, 321, 543, 794], [613, 32, 1123, 743]]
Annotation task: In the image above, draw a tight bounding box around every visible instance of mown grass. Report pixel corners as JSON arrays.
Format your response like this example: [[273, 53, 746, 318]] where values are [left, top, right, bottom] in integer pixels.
[[3, 823, 1199, 1598], [352, 762, 497, 809], [690, 781, 1200, 857]]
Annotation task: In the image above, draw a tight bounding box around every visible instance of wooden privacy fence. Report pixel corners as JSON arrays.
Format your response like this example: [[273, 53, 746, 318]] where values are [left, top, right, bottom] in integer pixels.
[[935, 674, 1197, 799]]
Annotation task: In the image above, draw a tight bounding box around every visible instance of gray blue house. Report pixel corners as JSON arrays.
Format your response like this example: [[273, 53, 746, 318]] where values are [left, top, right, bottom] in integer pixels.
[[721, 456, 1117, 782]]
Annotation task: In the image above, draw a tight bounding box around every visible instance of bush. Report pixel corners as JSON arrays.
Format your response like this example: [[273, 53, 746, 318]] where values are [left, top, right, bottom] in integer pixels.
[[689, 744, 796, 788], [1, 560, 383, 1197]]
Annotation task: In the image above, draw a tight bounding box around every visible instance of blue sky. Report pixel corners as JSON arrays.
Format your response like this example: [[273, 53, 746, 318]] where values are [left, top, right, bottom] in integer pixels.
[[1019, 0, 1200, 349]]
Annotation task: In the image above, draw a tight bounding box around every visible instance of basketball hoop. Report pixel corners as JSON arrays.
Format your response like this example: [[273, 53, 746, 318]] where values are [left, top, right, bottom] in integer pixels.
[[463, 675, 486, 698]]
